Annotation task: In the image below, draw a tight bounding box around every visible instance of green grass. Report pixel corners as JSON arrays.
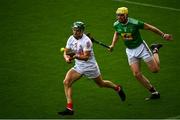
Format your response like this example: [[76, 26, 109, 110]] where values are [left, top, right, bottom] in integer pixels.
[[0, 0, 180, 118]]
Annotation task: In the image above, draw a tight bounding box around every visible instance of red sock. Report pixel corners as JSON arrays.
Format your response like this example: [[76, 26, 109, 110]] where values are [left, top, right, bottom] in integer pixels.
[[114, 85, 120, 92], [66, 103, 73, 111]]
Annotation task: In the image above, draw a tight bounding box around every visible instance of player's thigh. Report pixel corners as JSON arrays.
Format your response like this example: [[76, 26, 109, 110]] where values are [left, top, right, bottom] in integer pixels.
[[130, 62, 141, 76], [145, 59, 159, 72], [64, 68, 82, 86], [92, 75, 104, 86]]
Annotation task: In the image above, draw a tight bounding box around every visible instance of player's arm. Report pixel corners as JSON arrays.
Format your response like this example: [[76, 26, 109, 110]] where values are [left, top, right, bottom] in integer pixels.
[[144, 23, 172, 40], [63, 48, 72, 63], [73, 51, 90, 61], [109, 31, 119, 51], [73, 40, 92, 61]]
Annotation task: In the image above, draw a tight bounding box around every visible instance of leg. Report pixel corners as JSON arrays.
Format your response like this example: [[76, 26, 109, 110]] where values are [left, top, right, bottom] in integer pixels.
[[147, 43, 163, 72], [93, 75, 117, 89], [93, 75, 126, 101], [130, 62, 154, 90], [153, 52, 160, 66], [58, 68, 82, 115], [63, 69, 81, 105], [130, 62, 160, 100], [146, 58, 160, 73]]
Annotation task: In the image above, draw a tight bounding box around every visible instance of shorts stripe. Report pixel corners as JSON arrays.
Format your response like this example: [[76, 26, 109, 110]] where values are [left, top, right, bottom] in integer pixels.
[[143, 40, 153, 56]]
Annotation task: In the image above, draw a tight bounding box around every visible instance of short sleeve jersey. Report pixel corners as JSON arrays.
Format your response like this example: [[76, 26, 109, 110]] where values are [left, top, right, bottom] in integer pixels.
[[114, 17, 144, 49]]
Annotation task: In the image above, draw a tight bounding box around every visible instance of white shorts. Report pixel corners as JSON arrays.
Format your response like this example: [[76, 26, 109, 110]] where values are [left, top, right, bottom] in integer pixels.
[[126, 41, 153, 65], [72, 63, 101, 79]]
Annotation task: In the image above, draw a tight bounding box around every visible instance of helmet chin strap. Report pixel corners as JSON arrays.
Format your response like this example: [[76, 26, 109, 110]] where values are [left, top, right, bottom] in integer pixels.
[[125, 14, 128, 19]]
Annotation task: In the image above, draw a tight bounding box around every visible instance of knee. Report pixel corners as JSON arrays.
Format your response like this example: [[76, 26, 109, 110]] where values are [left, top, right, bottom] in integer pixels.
[[151, 66, 160, 73], [63, 79, 70, 87], [133, 71, 142, 79]]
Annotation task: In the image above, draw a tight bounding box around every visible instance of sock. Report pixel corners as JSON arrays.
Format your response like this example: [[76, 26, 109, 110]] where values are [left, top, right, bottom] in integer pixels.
[[114, 85, 120, 92], [66, 103, 73, 111], [149, 87, 156, 93], [153, 48, 159, 54]]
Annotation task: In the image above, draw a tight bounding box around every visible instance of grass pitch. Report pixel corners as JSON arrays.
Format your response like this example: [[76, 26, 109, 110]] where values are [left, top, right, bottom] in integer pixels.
[[0, 0, 180, 119]]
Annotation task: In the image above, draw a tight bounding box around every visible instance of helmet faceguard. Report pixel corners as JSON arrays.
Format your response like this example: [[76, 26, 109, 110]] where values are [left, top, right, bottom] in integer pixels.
[[72, 21, 85, 31], [116, 7, 128, 24]]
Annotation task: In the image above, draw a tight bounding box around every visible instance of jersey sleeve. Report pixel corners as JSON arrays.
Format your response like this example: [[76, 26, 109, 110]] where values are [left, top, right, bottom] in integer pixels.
[[65, 36, 72, 49], [83, 38, 92, 52], [137, 20, 144, 29], [113, 21, 118, 32]]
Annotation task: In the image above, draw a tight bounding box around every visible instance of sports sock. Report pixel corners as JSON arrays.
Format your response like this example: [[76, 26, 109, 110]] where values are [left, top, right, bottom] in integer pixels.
[[153, 48, 159, 54], [66, 103, 73, 111], [114, 85, 120, 92]]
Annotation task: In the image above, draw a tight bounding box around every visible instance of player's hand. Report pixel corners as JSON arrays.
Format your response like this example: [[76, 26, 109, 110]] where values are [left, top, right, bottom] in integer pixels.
[[65, 56, 72, 63], [163, 34, 173, 41], [108, 45, 114, 52]]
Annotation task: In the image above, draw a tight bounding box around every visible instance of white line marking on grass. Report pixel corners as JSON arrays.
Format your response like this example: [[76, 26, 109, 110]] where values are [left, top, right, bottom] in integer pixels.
[[114, 0, 180, 12], [164, 115, 180, 119]]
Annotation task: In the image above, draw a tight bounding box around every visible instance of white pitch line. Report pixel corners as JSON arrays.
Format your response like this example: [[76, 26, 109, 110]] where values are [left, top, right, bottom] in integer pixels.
[[114, 0, 180, 12], [164, 115, 180, 119]]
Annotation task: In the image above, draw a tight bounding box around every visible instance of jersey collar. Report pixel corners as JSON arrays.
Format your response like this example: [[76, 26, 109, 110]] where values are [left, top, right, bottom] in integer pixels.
[[121, 18, 129, 26], [73, 34, 84, 40]]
